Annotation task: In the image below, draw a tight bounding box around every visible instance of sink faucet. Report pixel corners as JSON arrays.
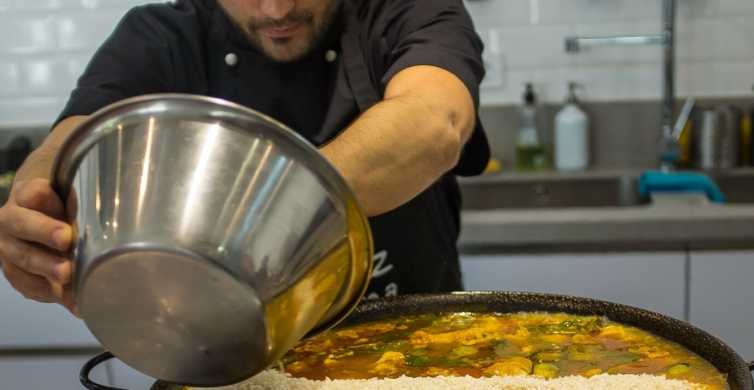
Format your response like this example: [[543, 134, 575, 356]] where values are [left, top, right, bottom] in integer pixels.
[[565, 0, 679, 169]]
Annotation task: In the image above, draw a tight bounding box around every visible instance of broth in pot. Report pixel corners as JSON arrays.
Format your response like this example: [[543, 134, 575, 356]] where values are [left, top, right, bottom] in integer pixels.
[[282, 312, 727, 389]]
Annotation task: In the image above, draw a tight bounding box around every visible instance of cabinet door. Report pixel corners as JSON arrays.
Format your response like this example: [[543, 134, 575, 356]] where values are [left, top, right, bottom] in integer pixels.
[[0, 277, 99, 347], [0, 355, 110, 390], [461, 252, 686, 320], [689, 250, 754, 361]]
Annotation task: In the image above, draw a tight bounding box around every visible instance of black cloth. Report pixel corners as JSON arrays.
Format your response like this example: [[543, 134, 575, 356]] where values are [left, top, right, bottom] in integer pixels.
[[57, 0, 489, 298]]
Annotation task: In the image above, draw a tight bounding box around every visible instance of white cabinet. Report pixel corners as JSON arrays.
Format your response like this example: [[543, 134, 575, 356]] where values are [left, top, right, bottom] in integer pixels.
[[0, 277, 99, 347], [0, 356, 111, 390], [689, 250, 754, 362], [461, 252, 687, 320]]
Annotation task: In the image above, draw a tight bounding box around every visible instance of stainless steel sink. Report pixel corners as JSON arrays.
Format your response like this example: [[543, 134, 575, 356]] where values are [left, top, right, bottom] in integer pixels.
[[713, 171, 754, 204], [460, 174, 644, 210], [459, 169, 754, 210], [459, 169, 754, 252]]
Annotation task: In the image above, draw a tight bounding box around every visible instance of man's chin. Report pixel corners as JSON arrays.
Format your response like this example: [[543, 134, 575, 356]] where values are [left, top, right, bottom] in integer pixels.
[[260, 39, 312, 63]]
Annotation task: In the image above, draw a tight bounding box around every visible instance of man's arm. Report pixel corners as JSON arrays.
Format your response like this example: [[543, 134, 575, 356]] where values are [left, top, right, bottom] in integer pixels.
[[0, 116, 87, 314], [16, 117, 87, 181], [320, 65, 475, 217]]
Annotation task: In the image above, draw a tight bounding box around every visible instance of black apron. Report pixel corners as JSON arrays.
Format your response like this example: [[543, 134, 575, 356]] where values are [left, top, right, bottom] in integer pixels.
[[206, 1, 464, 298], [315, 4, 464, 298]]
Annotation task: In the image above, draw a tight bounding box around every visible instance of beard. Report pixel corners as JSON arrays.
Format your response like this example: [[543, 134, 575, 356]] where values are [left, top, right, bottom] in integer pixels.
[[241, 0, 341, 63]]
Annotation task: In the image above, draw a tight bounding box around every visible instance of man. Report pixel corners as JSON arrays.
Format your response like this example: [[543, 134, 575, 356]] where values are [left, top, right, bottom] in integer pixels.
[[0, 0, 489, 314]]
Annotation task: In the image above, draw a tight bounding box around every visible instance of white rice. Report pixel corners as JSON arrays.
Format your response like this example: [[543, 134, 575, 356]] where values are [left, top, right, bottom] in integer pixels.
[[195, 370, 705, 390]]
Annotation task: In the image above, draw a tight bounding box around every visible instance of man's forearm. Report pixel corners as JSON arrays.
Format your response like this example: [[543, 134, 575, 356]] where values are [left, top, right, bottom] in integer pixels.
[[320, 66, 475, 217], [14, 116, 87, 185]]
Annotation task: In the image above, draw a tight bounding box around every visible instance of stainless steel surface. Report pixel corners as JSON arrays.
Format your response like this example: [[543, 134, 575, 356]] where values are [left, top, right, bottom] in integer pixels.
[[661, 0, 676, 158], [694, 106, 742, 170], [459, 169, 754, 253], [715, 170, 754, 204], [564, 34, 664, 52], [460, 174, 642, 210], [565, 0, 678, 169], [52, 94, 373, 386]]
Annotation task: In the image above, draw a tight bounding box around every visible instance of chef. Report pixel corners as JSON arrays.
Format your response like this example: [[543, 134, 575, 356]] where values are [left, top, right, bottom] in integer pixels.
[[0, 0, 489, 314]]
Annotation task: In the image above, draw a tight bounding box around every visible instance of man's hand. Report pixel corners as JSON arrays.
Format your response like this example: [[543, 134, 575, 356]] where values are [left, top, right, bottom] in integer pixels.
[[0, 116, 86, 315], [0, 178, 76, 313]]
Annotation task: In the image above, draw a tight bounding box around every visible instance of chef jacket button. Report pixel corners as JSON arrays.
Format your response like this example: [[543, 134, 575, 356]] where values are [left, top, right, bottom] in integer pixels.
[[325, 50, 338, 63], [225, 53, 239, 67]]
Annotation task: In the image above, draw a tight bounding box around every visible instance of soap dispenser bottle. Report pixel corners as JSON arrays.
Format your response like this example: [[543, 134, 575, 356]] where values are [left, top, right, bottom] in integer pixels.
[[554, 82, 589, 171], [515, 83, 547, 171]]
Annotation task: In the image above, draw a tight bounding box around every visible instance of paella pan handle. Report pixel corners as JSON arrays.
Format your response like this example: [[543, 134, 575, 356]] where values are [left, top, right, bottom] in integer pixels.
[[80, 351, 128, 390]]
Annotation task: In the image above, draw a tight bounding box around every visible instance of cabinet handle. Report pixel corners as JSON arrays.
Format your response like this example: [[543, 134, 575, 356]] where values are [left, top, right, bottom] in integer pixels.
[[81, 351, 127, 390]]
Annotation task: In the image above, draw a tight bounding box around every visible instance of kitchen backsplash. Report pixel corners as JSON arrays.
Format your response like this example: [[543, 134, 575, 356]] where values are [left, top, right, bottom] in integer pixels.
[[0, 0, 753, 126], [480, 96, 754, 170], [470, 0, 754, 105]]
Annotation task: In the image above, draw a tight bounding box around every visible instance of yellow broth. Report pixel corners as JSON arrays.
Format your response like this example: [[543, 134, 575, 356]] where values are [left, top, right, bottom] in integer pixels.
[[282, 312, 727, 389]]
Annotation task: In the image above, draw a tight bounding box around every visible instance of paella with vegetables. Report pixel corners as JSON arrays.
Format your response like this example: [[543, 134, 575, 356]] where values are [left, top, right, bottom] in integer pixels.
[[280, 312, 727, 389]]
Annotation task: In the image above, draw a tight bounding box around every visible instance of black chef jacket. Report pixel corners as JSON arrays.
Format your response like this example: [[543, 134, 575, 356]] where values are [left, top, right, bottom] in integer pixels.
[[56, 0, 490, 299]]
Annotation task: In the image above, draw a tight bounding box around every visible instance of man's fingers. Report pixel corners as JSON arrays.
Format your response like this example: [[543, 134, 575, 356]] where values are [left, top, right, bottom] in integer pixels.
[[14, 179, 66, 220], [62, 284, 79, 317], [0, 206, 72, 252], [51, 281, 78, 316], [0, 236, 71, 284], [2, 261, 58, 303]]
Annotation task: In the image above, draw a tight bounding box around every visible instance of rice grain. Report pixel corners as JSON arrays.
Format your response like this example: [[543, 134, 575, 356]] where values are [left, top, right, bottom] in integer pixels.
[[196, 370, 704, 390]]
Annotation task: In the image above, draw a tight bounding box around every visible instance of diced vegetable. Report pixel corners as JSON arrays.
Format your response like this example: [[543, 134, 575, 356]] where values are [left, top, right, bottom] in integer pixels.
[[666, 363, 691, 376], [568, 345, 596, 361], [533, 350, 562, 363], [581, 368, 603, 378], [371, 352, 405, 376], [452, 346, 479, 357], [483, 357, 533, 376], [494, 341, 521, 357], [533, 363, 559, 379], [536, 317, 604, 335], [405, 354, 431, 367], [540, 334, 569, 344]]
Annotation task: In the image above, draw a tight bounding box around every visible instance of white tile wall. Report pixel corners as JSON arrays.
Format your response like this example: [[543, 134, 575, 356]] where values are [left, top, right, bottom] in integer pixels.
[[0, 0, 160, 126], [472, 0, 754, 105], [0, 0, 752, 126]]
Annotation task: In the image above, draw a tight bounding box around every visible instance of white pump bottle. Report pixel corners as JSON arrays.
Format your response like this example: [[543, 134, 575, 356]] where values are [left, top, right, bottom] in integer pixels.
[[554, 82, 589, 171]]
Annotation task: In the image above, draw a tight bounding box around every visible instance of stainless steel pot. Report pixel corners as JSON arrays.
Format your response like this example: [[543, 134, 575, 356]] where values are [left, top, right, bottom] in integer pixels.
[[53, 94, 373, 386], [694, 105, 742, 169]]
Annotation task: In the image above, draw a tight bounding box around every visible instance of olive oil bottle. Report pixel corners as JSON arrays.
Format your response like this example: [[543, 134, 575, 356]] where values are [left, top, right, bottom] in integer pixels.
[[516, 83, 548, 171]]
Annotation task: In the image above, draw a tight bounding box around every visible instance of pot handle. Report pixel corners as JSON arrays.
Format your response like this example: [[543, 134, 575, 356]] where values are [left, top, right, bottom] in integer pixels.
[[749, 360, 754, 372], [81, 351, 127, 390]]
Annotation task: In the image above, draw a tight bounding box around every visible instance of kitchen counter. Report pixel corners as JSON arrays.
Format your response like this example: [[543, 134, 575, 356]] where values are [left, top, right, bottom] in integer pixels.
[[458, 168, 754, 253]]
